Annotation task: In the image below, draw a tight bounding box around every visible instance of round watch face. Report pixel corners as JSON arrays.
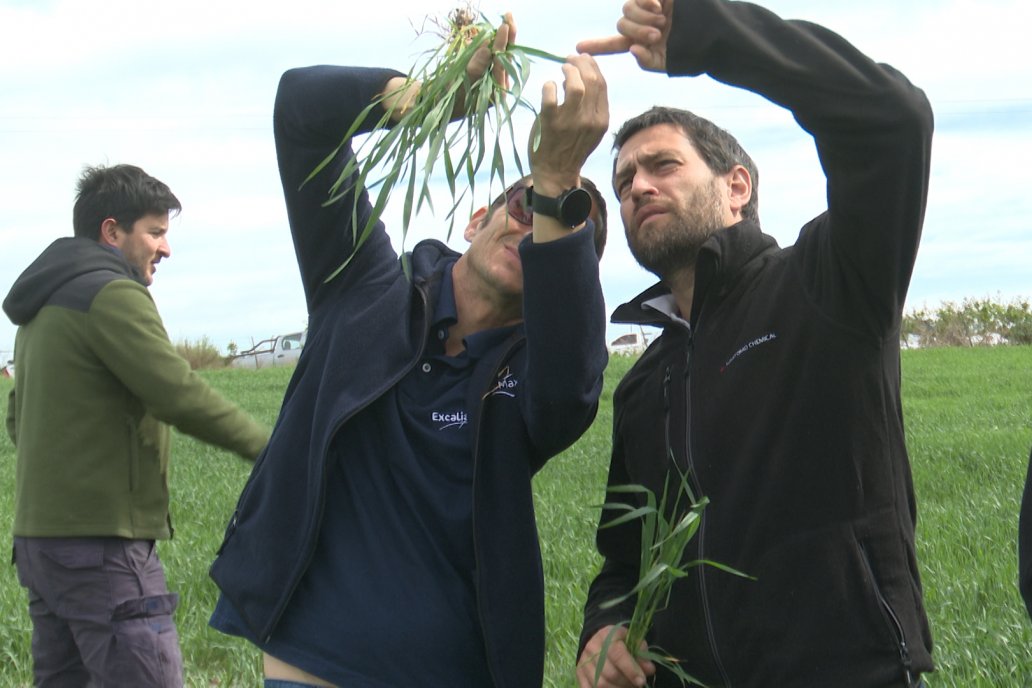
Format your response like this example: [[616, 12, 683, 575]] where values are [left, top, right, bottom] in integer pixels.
[[560, 188, 593, 227]]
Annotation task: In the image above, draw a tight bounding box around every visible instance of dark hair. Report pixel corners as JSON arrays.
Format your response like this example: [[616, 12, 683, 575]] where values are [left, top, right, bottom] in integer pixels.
[[613, 106, 759, 224], [484, 176, 609, 259], [72, 164, 182, 240]]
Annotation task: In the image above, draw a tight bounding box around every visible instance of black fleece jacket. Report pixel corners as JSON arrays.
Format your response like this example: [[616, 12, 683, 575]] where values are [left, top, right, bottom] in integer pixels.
[[1019, 446, 1032, 620], [581, 1, 934, 686]]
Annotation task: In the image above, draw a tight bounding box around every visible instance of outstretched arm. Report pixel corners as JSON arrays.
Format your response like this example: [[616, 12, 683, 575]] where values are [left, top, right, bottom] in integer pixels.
[[518, 53, 610, 459], [530, 53, 609, 243], [276, 15, 522, 311], [580, 0, 933, 333]]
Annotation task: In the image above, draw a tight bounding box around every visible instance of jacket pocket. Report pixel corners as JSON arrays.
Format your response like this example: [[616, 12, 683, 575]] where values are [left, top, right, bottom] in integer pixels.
[[857, 540, 917, 686], [112, 592, 179, 621], [126, 417, 140, 492], [110, 593, 181, 683]]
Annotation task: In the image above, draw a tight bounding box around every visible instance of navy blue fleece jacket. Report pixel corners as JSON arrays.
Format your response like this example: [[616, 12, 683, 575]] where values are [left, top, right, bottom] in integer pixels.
[[209, 65, 607, 688]]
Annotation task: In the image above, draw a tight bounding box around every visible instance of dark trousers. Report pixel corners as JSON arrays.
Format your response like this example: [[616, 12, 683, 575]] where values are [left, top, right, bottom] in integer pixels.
[[13, 536, 183, 688]]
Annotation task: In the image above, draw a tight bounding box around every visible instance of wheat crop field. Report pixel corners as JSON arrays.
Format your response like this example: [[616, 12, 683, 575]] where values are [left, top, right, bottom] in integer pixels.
[[0, 345, 1029, 686]]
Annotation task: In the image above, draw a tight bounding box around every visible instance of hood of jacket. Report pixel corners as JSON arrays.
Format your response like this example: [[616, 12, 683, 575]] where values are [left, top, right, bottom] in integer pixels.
[[612, 220, 780, 328], [3, 237, 143, 325]]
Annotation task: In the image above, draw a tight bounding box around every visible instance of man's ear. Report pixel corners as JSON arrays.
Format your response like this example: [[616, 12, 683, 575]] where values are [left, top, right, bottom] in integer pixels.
[[98, 218, 122, 248], [727, 164, 752, 220], [463, 206, 490, 242]]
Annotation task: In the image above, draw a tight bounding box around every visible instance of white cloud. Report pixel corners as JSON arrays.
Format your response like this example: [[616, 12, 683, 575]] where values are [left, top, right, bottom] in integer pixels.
[[1, 0, 1029, 356]]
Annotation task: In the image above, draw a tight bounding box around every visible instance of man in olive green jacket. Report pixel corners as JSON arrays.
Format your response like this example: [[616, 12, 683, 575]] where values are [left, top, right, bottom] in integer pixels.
[[3, 163, 269, 687]]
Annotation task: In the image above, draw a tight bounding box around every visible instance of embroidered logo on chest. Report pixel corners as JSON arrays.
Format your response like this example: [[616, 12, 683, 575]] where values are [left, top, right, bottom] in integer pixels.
[[720, 332, 778, 373], [431, 410, 468, 430], [485, 366, 519, 399]]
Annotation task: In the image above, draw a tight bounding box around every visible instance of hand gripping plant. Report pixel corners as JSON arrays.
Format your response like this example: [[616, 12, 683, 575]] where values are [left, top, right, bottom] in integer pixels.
[[305, 5, 564, 282], [595, 463, 753, 687]]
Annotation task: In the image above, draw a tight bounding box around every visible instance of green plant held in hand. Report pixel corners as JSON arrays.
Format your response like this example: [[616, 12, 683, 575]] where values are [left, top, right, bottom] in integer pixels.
[[595, 464, 753, 687], [304, 5, 565, 283]]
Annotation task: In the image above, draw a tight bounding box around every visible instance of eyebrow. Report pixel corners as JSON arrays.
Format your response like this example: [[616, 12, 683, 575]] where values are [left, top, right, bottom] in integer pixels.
[[614, 149, 671, 190]]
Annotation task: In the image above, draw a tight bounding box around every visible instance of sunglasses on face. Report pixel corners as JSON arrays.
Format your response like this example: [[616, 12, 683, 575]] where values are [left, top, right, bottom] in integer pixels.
[[490, 181, 534, 226]]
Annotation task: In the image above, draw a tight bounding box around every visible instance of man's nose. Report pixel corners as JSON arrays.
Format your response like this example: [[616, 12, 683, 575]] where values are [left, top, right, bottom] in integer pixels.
[[631, 172, 658, 201]]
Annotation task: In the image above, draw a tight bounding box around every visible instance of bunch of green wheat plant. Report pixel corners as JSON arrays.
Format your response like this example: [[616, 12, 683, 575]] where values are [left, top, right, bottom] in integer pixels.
[[594, 461, 753, 687], [304, 4, 564, 282]]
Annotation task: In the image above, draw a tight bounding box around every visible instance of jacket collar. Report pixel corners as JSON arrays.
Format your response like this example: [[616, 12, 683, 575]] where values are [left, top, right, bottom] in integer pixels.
[[612, 220, 778, 329], [407, 238, 461, 307], [3, 237, 143, 326]]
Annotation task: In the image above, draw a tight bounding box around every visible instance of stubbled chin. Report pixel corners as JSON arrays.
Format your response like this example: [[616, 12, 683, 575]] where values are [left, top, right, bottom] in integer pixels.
[[637, 211, 667, 229]]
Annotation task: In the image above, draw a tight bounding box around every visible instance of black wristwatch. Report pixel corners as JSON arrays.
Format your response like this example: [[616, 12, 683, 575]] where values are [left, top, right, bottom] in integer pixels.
[[528, 187, 592, 228]]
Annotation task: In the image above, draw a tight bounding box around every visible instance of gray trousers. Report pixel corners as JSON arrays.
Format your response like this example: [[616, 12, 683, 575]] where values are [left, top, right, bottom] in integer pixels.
[[13, 536, 183, 687]]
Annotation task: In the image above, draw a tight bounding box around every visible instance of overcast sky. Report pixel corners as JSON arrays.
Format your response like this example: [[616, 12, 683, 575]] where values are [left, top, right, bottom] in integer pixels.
[[1, 0, 1029, 361]]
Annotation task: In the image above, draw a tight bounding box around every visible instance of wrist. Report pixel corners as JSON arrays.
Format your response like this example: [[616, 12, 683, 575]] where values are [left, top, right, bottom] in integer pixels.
[[531, 172, 582, 198], [380, 77, 420, 122]]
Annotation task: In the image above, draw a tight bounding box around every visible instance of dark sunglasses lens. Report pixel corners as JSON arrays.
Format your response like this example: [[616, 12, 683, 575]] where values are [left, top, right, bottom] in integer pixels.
[[506, 185, 533, 224]]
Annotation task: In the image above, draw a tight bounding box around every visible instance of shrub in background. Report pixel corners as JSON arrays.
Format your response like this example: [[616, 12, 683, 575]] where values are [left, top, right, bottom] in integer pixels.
[[902, 295, 1031, 347], [175, 336, 228, 370]]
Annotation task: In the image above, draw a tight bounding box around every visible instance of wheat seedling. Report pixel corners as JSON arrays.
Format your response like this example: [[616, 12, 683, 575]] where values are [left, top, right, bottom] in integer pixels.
[[305, 5, 564, 282], [595, 465, 753, 687]]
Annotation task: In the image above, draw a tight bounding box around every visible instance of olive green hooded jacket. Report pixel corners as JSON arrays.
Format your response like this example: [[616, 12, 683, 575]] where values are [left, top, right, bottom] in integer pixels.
[[4, 237, 269, 540]]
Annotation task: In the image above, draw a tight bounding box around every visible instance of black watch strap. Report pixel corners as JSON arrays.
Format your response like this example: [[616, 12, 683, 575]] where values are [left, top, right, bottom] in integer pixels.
[[528, 187, 592, 228]]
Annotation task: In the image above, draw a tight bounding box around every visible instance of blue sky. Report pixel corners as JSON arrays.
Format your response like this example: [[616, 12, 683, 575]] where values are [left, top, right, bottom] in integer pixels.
[[1, 0, 1029, 361]]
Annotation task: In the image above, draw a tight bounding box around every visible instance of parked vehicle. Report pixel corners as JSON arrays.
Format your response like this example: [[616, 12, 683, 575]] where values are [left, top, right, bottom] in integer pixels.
[[608, 330, 653, 357], [230, 330, 306, 369]]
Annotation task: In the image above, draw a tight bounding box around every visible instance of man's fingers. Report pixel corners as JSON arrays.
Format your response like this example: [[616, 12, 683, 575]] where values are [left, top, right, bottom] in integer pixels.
[[540, 80, 559, 113], [559, 61, 586, 107], [616, 16, 664, 47], [501, 11, 517, 47], [579, 0, 668, 62], [492, 18, 511, 53], [624, 0, 667, 28], [576, 643, 647, 688], [467, 17, 515, 87], [576, 35, 632, 56]]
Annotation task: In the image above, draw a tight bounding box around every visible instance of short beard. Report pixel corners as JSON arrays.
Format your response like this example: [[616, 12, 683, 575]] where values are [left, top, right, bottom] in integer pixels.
[[626, 179, 726, 279]]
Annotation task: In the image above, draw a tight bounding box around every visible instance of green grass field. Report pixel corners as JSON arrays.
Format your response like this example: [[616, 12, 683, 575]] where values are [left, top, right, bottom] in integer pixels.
[[1, 346, 1030, 687]]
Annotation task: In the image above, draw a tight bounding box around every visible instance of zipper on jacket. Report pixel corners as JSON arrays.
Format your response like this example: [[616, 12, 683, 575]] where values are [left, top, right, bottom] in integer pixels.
[[858, 542, 915, 686], [260, 279, 436, 643], [662, 365, 672, 412], [679, 338, 732, 687], [471, 333, 526, 688]]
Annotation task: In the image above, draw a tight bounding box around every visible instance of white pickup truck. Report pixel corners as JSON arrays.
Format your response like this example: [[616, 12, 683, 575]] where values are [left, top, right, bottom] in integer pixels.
[[230, 330, 306, 369], [607, 330, 653, 356]]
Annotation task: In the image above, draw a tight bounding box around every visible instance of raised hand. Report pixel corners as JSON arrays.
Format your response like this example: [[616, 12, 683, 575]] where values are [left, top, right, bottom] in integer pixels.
[[466, 12, 517, 87], [576, 0, 672, 73], [529, 53, 610, 194]]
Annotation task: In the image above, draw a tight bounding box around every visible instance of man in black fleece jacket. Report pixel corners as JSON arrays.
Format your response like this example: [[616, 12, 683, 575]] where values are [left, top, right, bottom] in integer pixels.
[[575, 1, 934, 687]]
